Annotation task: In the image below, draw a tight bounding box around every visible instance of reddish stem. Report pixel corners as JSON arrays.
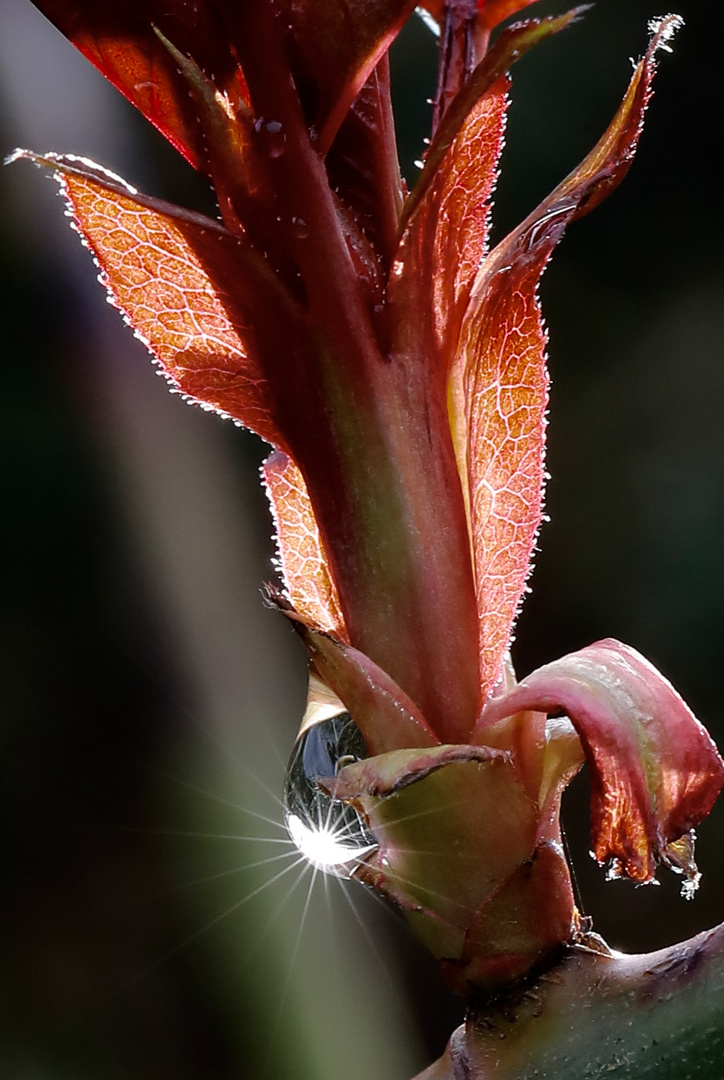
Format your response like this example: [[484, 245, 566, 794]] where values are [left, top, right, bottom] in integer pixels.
[[229, 0, 480, 739]]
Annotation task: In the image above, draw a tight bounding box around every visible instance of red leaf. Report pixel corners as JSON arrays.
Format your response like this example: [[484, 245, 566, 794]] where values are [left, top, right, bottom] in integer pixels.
[[325, 55, 403, 267], [391, 74, 509, 370], [479, 639, 724, 889], [30, 0, 416, 159], [402, 12, 584, 236], [263, 451, 347, 638], [30, 1, 249, 172], [17, 151, 294, 448], [279, 0, 417, 152], [385, 15, 588, 718], [448, 14, 683, 700]]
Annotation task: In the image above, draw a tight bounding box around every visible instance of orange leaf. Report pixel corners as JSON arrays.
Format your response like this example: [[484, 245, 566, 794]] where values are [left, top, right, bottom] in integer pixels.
[[450, 236, 550, 702], [425, 76, 509, 359], [18, 152, 291, 449], [450, 14, 683, 700], [387, 71, 508, 398], [391, 12, 583, 380], [263, 451, 347, 639]]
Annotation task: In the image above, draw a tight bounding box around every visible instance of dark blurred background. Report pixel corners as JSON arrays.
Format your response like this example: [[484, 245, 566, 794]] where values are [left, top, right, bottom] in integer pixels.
[[0, 1, 722, 1077]]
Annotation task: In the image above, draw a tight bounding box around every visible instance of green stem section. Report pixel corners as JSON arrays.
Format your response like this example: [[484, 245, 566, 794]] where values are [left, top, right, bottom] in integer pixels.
[[416, 926, 724, 1079]]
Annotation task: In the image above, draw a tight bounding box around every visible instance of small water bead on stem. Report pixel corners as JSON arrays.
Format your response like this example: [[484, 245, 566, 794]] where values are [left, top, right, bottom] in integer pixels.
[[283, 709, 378, 878]]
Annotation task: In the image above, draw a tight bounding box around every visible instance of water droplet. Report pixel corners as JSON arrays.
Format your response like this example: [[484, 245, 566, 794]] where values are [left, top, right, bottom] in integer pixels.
[[253, 117, 286, 159], [283, 711, 377, 877], [291, 216, 308, 239]]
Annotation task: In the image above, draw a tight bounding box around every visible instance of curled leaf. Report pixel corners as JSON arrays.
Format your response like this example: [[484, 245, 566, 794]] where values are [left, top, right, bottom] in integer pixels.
[[325, 742, 508, 800], [478, 639, 724, 889]]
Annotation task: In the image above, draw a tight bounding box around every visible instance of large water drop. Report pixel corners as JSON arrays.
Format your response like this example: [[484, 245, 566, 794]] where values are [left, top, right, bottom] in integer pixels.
[[283, 711, 377, 877]]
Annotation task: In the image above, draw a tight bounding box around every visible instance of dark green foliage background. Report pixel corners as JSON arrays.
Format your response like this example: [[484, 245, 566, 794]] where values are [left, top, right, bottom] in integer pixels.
[[0, 1, 722, 1076]]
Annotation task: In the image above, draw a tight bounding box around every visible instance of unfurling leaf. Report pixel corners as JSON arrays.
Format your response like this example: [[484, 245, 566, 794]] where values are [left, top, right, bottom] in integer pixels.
[[479, 639, 724, 890]]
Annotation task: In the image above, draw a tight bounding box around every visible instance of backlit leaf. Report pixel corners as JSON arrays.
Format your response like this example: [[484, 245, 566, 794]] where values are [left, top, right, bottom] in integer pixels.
[[18, 151, 290, 448], [392, 75, 508, 370], [263, 451, 347, 637], [478, 0, 548, 31], [449, 14, 683, 700], [402, 10, 585, 229]]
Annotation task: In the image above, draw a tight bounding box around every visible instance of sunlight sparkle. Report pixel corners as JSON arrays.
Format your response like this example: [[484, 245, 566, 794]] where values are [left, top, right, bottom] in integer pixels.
[[286, 813, 376, 874]]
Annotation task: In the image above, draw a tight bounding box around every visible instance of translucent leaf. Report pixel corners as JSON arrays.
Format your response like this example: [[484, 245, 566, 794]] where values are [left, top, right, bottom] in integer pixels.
[[391, 75, 508, 369], [478, 0, 551, 31], [450, 15, 683, 700], [18, 152, 291, 448], [263, 451, 347, 637], [403, 11, 585, 231]]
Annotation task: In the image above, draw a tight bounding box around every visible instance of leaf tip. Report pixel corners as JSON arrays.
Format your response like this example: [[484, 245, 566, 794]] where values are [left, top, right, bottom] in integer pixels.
[[4, 148, 29, 167], [648, 13, 685, 53]]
